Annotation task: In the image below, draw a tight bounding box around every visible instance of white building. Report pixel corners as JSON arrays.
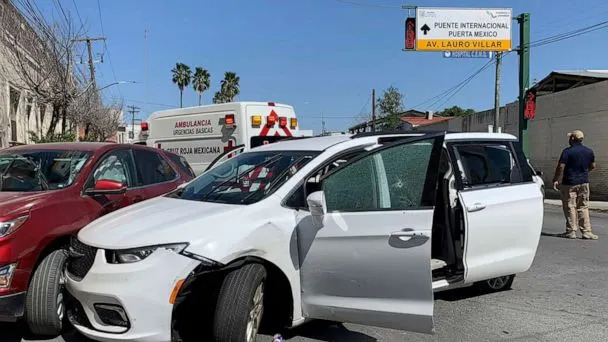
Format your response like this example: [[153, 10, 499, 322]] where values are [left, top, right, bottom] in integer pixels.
[[0, 0, 67, 148]]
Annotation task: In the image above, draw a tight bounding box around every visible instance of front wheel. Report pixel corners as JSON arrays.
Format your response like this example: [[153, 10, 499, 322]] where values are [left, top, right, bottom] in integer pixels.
[[475, 274, 515, 293], [212, 263, 267, 342], [25, 250, 68, 336]]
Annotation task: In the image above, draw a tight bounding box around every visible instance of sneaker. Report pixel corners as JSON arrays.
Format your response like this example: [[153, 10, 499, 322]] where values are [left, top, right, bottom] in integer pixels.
[[582, 232, 599, 240], [558, 231, 577, 239]]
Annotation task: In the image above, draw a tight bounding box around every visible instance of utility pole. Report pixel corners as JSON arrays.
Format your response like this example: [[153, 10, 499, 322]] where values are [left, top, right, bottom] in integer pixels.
[[72, 37, 106, 89], [517, 13, 531, 156], [371, 89, 376, 132], [321, 112, 326, 135], [73, 37, 106, 139], [126, 105, 141, 140], [493, 52, 502, 133]]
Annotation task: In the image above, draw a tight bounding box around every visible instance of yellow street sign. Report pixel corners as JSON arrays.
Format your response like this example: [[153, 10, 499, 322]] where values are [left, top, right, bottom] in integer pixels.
[[415, 8, 512, 52]]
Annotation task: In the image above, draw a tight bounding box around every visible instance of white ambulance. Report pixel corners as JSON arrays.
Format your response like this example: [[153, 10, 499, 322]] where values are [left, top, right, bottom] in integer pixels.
[[144, 102, 299, 174]]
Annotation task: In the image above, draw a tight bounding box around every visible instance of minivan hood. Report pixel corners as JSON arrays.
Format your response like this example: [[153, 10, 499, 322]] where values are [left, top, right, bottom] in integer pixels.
[[0, 191, 52, 218], [78, 197, 243, 250]]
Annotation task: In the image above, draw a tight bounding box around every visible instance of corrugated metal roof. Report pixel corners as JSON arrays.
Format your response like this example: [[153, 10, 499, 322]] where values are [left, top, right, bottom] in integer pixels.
[[530, 70, 608, 95], [553, 70, 608, 79]]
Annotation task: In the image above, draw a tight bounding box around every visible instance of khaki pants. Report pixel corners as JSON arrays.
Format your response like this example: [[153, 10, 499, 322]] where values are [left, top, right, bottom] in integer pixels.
[[560, 183, 592, 233]]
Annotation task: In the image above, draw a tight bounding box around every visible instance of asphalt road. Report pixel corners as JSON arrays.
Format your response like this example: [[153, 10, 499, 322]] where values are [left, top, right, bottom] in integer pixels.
[[3, 205, 607, 342]]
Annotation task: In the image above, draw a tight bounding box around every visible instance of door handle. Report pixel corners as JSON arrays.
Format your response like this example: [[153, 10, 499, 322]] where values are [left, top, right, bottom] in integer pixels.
[[467, 202, 486, 213], [389, 230, 429, 249]]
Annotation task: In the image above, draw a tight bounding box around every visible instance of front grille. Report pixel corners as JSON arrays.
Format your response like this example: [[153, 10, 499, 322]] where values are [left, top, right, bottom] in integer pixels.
[[66, 238, 97, 281]]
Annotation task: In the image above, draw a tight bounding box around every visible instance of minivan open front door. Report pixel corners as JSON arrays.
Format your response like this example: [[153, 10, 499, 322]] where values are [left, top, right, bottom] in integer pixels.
[[298, 133, 445, 333]]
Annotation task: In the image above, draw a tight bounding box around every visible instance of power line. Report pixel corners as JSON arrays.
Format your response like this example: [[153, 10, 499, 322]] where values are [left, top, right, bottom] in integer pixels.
[[125, 99, 176, 108], [431, 59, 497, 112], [71, 0, 85, 31], [527, 20, 608, 48], [409, 19, 608, 115], [96, 0, 123, 99], [333, 0, 402, 9]]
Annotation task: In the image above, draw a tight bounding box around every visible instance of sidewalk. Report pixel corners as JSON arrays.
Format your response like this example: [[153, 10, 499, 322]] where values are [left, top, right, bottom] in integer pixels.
[[545, 199, 608, 212]]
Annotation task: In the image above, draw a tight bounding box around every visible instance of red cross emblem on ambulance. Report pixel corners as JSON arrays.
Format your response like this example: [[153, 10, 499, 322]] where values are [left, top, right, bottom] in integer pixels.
[[259, 110, 293, 137]]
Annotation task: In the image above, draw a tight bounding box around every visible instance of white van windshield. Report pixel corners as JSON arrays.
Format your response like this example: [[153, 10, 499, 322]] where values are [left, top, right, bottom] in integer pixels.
[[175, 151, 317, 204]]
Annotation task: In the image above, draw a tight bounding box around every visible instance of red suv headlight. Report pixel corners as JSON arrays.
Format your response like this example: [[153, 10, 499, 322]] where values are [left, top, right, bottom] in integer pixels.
[[0, 215, 29, 238]]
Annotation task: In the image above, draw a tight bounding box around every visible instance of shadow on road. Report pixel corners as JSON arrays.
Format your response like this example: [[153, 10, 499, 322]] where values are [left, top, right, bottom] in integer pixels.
[[434, 286, 512, 302], [0, 322, 90, 342], [280, 320, 377, 341]]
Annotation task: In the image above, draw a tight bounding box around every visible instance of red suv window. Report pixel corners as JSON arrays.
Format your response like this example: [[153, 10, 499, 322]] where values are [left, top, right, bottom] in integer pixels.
[[133, 150, 177, 186], [166, 153, 196, 178]]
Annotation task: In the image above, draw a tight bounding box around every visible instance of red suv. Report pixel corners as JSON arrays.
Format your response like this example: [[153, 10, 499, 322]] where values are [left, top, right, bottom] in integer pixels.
[[0, 142, 195, 335]]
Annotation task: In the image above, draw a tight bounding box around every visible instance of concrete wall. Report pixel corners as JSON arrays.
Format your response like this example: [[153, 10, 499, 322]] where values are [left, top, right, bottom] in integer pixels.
[[427, 80, 608, 199], [529, 80, 608, 200]]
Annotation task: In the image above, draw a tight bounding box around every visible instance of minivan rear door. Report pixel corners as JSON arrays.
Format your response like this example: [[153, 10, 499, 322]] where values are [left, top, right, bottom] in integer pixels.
[[449, 140, 543, 283], [298, 133, 445, 333]]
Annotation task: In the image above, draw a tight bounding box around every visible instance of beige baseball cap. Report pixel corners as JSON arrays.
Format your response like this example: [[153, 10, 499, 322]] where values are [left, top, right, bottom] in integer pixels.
[[568, 130, 584, 140]]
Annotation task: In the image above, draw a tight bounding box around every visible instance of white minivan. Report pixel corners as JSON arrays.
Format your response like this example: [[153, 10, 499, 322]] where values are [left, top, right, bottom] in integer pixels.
[[65, 132, 543, 342], [145, 102, 300, 175]]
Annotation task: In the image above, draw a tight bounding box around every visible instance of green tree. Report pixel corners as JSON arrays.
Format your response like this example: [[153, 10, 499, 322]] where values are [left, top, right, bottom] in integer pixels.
[[192, 67, 211, 106], [437, 105, 475, 117], [377, 85, 405, 130], [213, 71, 240, 104], [171, 63, 192, 107]]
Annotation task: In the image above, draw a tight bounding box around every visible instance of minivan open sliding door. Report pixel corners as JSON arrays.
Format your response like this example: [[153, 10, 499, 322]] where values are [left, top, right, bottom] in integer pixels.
[[449, 141, 543, 283], [298, 133, 445, 333]]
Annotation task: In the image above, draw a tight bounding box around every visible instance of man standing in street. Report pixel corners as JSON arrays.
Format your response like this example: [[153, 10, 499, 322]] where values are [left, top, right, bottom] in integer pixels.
[[553, 130, 599, 240]]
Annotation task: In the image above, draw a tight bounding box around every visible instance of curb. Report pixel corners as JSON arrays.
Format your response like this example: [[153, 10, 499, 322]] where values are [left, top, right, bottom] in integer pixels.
[[544, 200, 608, 213]]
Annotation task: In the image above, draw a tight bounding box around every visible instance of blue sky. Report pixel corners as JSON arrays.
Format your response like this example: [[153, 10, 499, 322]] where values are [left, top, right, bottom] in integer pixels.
[[46, 0, 608, 133]]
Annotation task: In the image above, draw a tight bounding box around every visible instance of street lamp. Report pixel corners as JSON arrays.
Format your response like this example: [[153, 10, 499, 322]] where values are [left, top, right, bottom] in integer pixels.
[[78, 80, 137, 97], [98, 80, 137, 91]]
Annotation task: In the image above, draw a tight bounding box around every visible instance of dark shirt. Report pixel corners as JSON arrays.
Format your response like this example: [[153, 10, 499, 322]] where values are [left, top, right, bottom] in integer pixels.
[[559, 143, 595, 185]]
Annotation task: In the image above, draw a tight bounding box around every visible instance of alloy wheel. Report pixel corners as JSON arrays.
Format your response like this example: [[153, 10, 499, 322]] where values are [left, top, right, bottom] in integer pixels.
[[246, 282, 265, 342]]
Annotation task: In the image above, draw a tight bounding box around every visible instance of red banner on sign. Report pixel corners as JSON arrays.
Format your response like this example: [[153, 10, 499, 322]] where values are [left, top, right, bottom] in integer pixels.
[[405, 17, 416, 50], [524, 90, 536, 120]]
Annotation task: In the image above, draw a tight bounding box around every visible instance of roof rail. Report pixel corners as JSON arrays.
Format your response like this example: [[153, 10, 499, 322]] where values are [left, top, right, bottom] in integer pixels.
[[351, 130, 447, 139]]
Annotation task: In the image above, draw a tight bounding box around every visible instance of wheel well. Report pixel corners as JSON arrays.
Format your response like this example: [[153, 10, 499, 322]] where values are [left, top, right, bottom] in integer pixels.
[[29, 236, 71, 280], [171, 256, 294, 341]]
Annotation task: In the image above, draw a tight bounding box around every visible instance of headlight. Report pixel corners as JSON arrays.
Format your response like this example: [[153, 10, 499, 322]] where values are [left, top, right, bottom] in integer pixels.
[[106, 243, 188, 264], [0, 216, 29, 238]]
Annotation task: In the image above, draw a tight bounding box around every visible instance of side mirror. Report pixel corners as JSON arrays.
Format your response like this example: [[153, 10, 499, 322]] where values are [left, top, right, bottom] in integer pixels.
[[535, 170, 543, 177], [85, 179, 127, 196], [307, 191, 325, 228]]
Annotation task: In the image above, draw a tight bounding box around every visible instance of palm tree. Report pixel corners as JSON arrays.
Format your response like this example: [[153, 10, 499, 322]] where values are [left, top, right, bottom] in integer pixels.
[[192, 67, 211, 106], [220, 71, 240, 103], [171, 63, 191, 107], [212, 91, 226, 104]]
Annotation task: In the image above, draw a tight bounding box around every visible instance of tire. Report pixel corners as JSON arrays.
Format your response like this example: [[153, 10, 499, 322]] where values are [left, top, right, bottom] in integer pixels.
[[475, 274, 515, 293], [25, 250, 68, 336], [212, 263, 267, 342]]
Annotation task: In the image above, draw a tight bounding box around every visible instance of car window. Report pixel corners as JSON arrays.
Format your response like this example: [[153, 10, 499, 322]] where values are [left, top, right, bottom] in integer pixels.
[[177, 151, 317, 205], [0, 150, 90, 191], [90, 150, 135, 187], [284, 150, 365, 210], [323, 139, 436, 212], [167, 153, 196, 178], [454, 143, 522, 187], [133, 149, 177, 186]]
